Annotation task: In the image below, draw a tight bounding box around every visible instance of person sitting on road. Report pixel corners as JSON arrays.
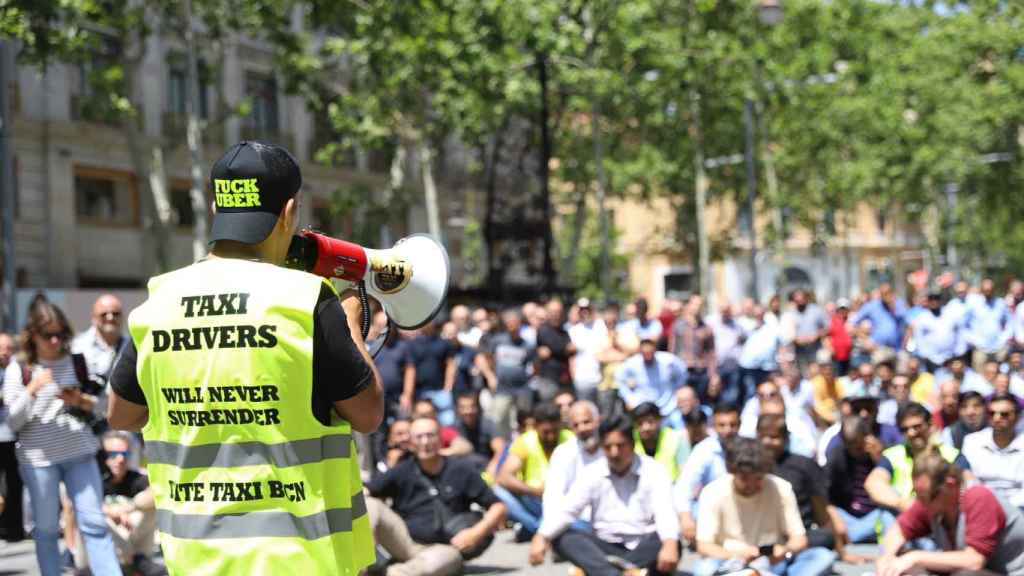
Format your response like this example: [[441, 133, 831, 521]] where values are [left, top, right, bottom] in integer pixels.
[[692, 437, 836, 576], [824, 416, 897, 544], [448, 391, 505, 481], [632, 401, 690, 481], [543, 401, 604, 525], [674, 402, 741, 546], [494, 403, 571, 540], [529, 415, 680, 576], [365, 416, 506, 576], [877, 448, 1024, 576]]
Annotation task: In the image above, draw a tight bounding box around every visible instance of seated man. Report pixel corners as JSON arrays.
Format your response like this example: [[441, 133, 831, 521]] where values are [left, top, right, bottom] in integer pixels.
[[757, 414, 864, 563], [740, 396, 817, 459], [74, 432, 162, 576], [615, 338, 687, 424], [866, 402, 974, 516], [877, 448, 1024, 576], [824, 416, 897, 543], [529, 416, 680, 576], [939, 391, 987, 450], [693, 437, 836, 576], [632, 401, 690, 481], [676, 385, 712, 425], [449, 391, 505, 480], [411, 398, 471, 456], [544, 401, 603, 522], [495, 403, 571, 539], [366, 417, 506, 576], [817, 389, 903, 466], [962, 393, 1024, 510], [674, 402, 740, 545], [683, 407, 709, 448]]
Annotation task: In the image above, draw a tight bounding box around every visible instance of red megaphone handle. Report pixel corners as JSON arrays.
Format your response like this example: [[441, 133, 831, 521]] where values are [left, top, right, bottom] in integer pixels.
[[303, 229, 368, 281]]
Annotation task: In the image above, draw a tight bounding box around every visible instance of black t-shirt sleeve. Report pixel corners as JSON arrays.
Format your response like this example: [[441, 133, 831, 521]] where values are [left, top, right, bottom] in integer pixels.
[[462, 463, 499, 509], [313, 285, 374, 404], [109, 338, 146, 406]]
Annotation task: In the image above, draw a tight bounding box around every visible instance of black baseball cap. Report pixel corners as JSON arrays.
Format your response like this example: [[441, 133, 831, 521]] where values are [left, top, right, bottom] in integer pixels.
[[209, 141, 302, 244]]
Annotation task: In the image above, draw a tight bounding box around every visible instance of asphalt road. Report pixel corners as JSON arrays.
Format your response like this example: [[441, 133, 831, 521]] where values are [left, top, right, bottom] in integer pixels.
[[0, 533, 882, 575]]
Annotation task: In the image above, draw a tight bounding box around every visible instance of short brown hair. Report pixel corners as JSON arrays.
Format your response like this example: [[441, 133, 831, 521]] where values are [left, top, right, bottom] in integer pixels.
[[912, 446, 963, 488]]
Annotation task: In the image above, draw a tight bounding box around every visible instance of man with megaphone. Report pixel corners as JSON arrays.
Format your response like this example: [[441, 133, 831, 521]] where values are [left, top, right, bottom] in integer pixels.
[[105, 141, 392, 575]]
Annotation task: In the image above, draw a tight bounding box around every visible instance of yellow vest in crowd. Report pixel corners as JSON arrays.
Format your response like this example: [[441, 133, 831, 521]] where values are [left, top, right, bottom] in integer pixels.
[[516, 428, 572, 488], [129, 258, 374, 576], [883, 442, 960, 498], [634, 427, 683, 481]]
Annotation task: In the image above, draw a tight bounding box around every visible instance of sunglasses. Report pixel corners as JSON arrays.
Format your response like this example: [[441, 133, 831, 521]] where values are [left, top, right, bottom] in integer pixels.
[[989, 410, 1015, 419], [39, 330, 65, 342], [105, 450, 130, 460], [98, 311, 122, 320]]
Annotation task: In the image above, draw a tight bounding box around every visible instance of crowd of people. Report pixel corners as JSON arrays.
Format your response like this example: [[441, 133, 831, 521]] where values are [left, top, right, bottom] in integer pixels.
[[1, 279, 1024, 575], [360, 281, 1024, 576]]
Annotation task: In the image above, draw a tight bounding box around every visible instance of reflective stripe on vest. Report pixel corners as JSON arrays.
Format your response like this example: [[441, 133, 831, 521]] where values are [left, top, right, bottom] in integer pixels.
[[884, 443, 961, 497], [634, 427, 682, 481], [145, 434, 352, 469], [129, 259, 374, 575]]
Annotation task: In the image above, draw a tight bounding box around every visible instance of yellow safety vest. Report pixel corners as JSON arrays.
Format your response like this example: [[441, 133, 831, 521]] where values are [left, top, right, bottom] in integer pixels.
[[129, 258, 374, 576], [517, 429, 572, 488], [883, 442, 961, 498], [634, 427, 683, 481]]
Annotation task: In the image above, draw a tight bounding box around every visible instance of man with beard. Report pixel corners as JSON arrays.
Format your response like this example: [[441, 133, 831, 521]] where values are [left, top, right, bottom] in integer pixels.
[[450, 391, 505, 480], [633, 402, 690, 481], [939, 391, 987, 450], [910, 292, 961, 373], [962, 393, 1024, 510], [544, 401, 603, 524], [782, 289, 828, 374]]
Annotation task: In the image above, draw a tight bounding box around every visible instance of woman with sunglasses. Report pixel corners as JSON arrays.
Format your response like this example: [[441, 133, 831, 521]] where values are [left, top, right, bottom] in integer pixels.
[[2, 297, 121, 576]]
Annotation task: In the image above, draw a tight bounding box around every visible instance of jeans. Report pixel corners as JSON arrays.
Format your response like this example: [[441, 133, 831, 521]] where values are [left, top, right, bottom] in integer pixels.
[[693, 546, 835, 576], [717, 365, 742, 407], [554, 530, 673, 576], [416, 389, 455, 426], [21, 454, 122, 576], [834, 507, 896, 544], [490, 486, 542, 536]]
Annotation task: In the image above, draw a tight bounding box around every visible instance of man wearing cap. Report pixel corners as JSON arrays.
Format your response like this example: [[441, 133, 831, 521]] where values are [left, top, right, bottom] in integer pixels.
[[107, 142, 384, 575]]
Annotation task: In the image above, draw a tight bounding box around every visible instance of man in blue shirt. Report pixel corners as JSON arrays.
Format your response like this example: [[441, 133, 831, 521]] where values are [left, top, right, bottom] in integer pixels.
[[616, 339, 687, 423], [910, 292, 963, 373], [851, 284, 907, 352], [674, 403, 741, 545], [965, 278, 1013, 370]]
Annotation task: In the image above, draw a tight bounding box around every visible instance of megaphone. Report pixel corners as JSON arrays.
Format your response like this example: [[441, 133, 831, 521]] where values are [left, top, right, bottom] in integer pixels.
[[285, 229, 450, 330]]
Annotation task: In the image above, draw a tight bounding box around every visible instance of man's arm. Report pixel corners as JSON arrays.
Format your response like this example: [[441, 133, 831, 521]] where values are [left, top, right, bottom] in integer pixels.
[[497, 452, 542, 497], [451, 501, 507, 554], [440, 434, 474, 457], [474, 352, 498, 392], [865, 466, 913, 512], [443, 356, 457, 393], [333, 294, 384, 433], [486, 436, 507, 480], [401, 364, 416, 414], [108, 392, 149, 432]]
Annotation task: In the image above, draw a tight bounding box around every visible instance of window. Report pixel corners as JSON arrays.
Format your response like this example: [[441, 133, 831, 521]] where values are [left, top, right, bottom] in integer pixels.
[[663, 270, 694, 301], [74, 167, 137, 226], [71, 36, 122, 124], [244, 71, 278, 134], [167, 54, 211, 119], [170, 183, 196, 228]]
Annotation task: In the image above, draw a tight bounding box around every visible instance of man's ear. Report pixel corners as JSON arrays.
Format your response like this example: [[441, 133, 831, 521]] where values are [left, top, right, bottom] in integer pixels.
[[283, 197, 299, 230]]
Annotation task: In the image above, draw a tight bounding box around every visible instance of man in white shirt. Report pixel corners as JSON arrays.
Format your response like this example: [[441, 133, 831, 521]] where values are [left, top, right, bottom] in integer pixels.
[[568, 300, 608, 402], [543, 401, 604, 522], [529, 415, 680, 576], [961, 394, 1024, 510]]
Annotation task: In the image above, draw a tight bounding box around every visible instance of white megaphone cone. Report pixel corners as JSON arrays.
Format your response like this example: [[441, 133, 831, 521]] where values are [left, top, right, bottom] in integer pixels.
[[362, 235, 450, 329], [286, 230, 450, 330]]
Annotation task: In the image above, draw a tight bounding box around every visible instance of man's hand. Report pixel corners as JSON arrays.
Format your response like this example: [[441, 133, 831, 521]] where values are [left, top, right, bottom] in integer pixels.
[[877, 552, 917, 576], [537, 346, 552, 360], [680, 514, 697, 543], [450, 527, 480, 553], [528, 534, 549, 566], [656, 540, 679, 574], [399, 393, 413, 416], [769, 544, 789, 565], [741, 544, 761, 564]]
